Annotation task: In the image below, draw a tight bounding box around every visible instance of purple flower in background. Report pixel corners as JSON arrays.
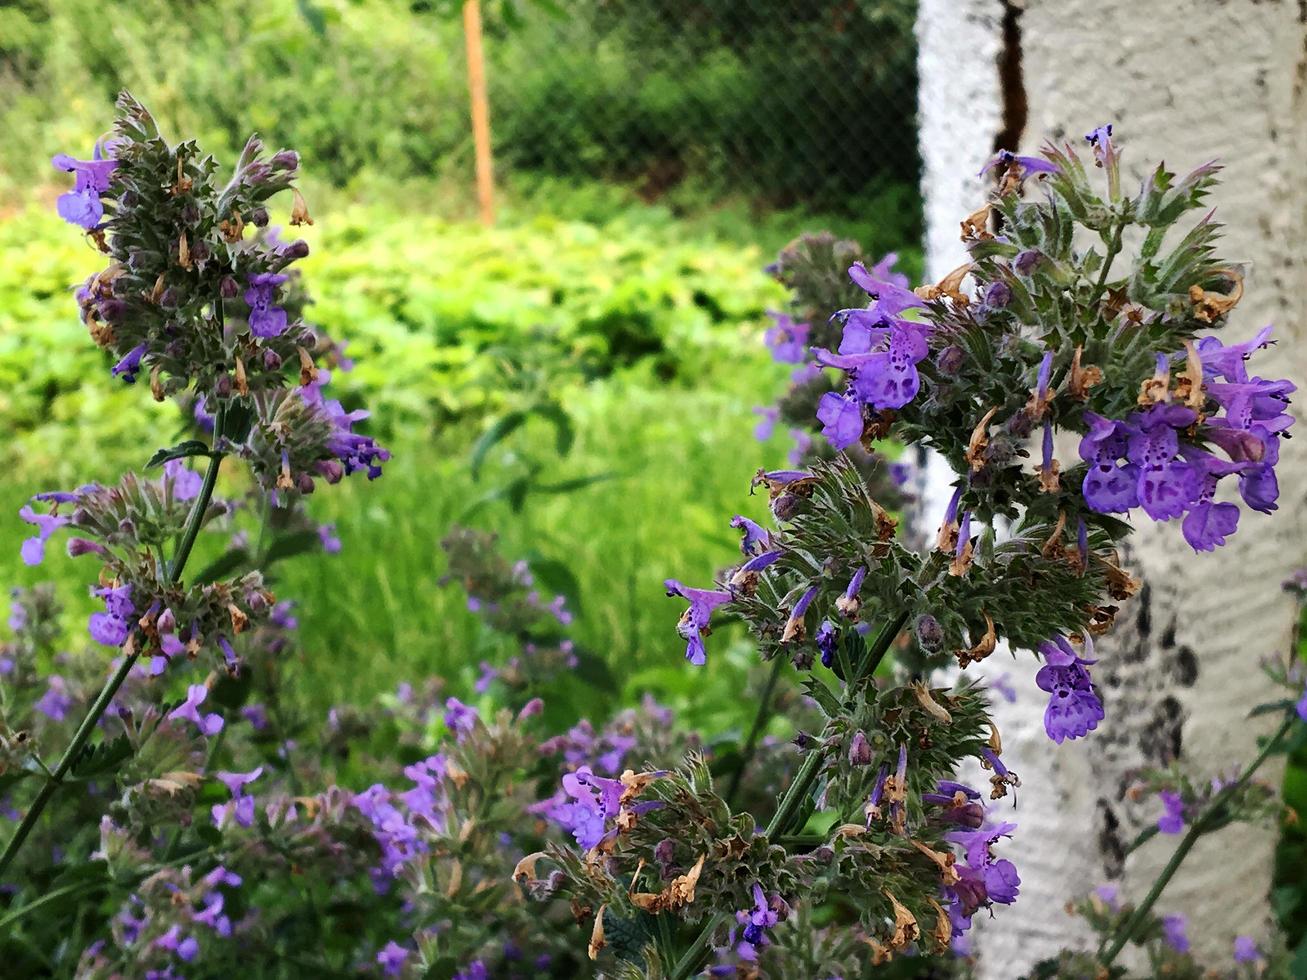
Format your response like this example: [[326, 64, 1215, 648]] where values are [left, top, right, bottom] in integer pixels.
[[753, 406, 778, 441], [154, 925, 199, 962], [1034, 636, 1104, 743], [18, 505, 69, 566], [763, 311, 810, 364], [1162, 913, 1190, 953], [111, 342, 147, 384], [665, 579, 732, 666], [1093, 884, 1121, 912], [1233, 935, 1260, 963], [1156, 790, 1186, 834], [816, 392, 863, 449], [376, 940, 410, 977], [317, 523, 342, 554], [169, 684, 224, 737], [244, 273, 289, 337], [35, 675, 73, 721], [89, 583, 135, 647], [1297, 683, 1307, 723], [163, 459, 203, 501], [51, 146, 118, 229]]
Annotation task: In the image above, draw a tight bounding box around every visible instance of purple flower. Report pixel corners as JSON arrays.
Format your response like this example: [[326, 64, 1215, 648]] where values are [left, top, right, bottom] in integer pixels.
[[538, 765, 625, 850], [1034, 636, 1104, 743], [169, 684, 224, 737], [730, 516, 771, 556], [51, 146, 118, 229], [377, 941, 410, 976], [734, 884, 780, 960], [1233, 935, 1260, 963], [453, 961, 488, 980], [816, 620, 837, 668], [763, 311, 810, 364], [35, 676, 73, 721], [317, 523, 342, 554], [1297, 684, 1307, 723], [111, 343, 148, 384], [944, 821, 1020, 934], [300, 381, 391, 480], [163, 459, 203, 501], [847, 262, 925, 317], [814, 319, 930, 411], [89, 584, 135, 647], [816, 392, 863, 449], [781, 585, 817, 643], [1078, 412, 1139, 514], [753, 406, 778, 441], [1128, 405, 1199, 520], [1093, 884, 1121, 911], [1085, 124, 1116, 168], [1156, 790, 1186, 834], [980, 149, 1059, 179], [443, 697, 478, 739], [1162, 913, 1190, 953], [244, 273, 289, 337], [18, 505, 69, 566], [665, 580, 732, 666]]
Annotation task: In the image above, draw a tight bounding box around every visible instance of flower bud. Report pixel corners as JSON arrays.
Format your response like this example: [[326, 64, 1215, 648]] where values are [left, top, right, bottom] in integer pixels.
[[158, 287, 179, 310], [272, 150, 300, 172], [214, 373, 233, 398], [219, 275, 239, 299], [517, 697, 544, 720], [936, 345, 965, 376], [848, 730, 872, 766], [250, 207, 270, 227], [915, 614, 944, 651], [263, 349, 283, 371], [281, 239, 310, 260], [1014, 248, 1043, 275], [66, 538, 107, 558]]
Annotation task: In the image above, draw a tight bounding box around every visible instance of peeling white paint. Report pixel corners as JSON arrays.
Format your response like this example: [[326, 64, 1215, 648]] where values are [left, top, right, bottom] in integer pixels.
[[916, 0, 1307, 972]]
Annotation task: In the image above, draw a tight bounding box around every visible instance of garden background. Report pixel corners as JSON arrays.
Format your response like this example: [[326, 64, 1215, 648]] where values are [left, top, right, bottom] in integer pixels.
[[2, 0, 1305, 970]]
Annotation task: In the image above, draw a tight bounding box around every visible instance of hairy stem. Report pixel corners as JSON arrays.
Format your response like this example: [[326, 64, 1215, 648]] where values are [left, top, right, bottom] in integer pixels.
[[0, 405, 228, 883], [1098, 712, 1296, 966], [725, 654, 786, 805]]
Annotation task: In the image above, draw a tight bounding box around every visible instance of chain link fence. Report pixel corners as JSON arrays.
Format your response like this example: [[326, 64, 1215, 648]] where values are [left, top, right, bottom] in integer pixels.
[[478, 0, 920, 214]]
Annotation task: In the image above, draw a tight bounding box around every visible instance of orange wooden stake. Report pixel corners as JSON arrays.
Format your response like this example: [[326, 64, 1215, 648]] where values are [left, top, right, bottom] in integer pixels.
[[463, 0, 495, 226]]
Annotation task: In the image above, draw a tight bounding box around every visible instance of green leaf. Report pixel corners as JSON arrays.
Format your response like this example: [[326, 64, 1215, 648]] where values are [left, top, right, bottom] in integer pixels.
[[146, 440, 211, 468], [264, 530, 322, 565], [531, 401, 575, 457], [192, 547, 251, 584], [570, 646, 619, 694], [524, 553, 583, 614], [221, 399, 255, 443], [69, 733, 134, 782], [533, 472, 617, 494], [469, 411, 526, 478]]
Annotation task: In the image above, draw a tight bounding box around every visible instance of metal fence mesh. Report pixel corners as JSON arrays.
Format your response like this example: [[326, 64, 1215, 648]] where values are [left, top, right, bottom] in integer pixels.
[[478, 0, 920, 212]]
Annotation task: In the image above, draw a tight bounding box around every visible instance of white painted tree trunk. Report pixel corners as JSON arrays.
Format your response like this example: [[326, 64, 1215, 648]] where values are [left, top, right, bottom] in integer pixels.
[[916, 1, 1307, 972]]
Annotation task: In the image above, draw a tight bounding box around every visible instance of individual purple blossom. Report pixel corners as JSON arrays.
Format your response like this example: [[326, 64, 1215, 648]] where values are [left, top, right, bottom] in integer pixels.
[[111, 343, 147, 384], [1034, 635, 1104, 743], [944, 820, 1021, 934], [1085, 123, 1117, 168], [35, 675, 73, 721], [453, 961, 488, 980], [51, 146, 118, 229], [300, 380, 391, 480], [154, 925, 199, 963], [1233, 935, 1260, 963], [734, 884, 780, 960], [781, 585, 817, 642], [816, 391, 863, 449], [730, 516, 771, 556], [89, 583, 135, 647], [979, 149, 1060, 179], [1162, 913, 1191, 953], [538, 765, 625, 850], [846, 261, 925, 317], [373, 940, 407, 977], [244, 273, 289, 338], [317, 523, 342, 554], [1156, 790, 1186, 834], [814, 318, 930, 411], [1093, 884, 1121, 911], [665, 579, 732, 666], [763, 311, 810, 363], [443, 697, 478, 740], [816, 620, 837, 668], [18, 505, 69, 566], [1297, 683, 1307, 723], [1079, 412, 1139, 514], [194, 892, 232, 935], [753, 406, 778, 441], [162, 459, 202, 501], [168, 684, 224, 737]]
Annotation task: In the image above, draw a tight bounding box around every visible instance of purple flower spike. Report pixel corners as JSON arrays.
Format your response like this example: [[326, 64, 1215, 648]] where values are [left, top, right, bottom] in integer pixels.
[[51, 147, 119, 229], [169, 684, 224, 737]]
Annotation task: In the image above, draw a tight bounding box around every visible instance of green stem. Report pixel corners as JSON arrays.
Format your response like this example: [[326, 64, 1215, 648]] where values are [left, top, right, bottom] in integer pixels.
[[0, 406, 228, 883], [668, 611, 908, 980], [725, 654, 786, 805], [1098, 712, 1296, 967], [1090, 221, 1124, 305]]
